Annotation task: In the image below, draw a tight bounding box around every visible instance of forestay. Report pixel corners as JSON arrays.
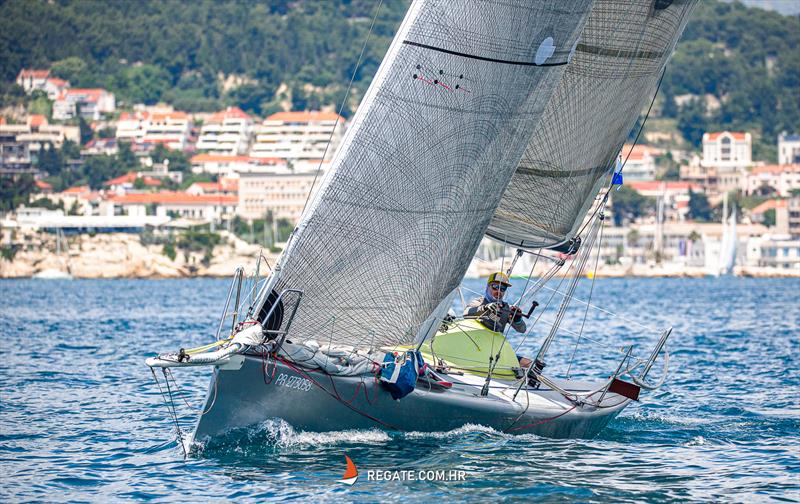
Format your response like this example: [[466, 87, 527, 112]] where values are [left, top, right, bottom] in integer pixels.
[[487, 0, 698, 249], [269, 0, 593, 348]]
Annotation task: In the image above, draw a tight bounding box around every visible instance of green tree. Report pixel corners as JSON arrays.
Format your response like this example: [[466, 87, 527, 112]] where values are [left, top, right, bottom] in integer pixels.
[[0, 175, 35, 212], [676, 98, 708, 147], [611, 186, 653, 226], [50, 56, 89, 85], [687, 189, 713, 222], [763, 208, 776, 227], [37, 142, 63, 176], [78, 114, 93, 145], [117, 141, 137, 171]]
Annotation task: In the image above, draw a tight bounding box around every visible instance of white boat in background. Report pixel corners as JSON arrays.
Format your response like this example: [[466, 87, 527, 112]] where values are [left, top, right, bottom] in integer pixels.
[[716, 193, 737, 276], [146, 0, 697, 451], [32, 228, 73, 280]]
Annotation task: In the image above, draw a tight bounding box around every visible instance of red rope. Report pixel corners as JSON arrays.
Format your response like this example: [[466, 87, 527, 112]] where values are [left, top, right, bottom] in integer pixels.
[[275, 356, 398, 430], [505, 404, 578, 433]]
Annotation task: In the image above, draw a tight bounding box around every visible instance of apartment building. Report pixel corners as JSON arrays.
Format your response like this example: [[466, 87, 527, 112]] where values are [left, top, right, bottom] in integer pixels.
[[744, 164, 800, 197], [237, 160, 328, 222], [116, 108, 192, 151], [250, 111, 344, 162], [620, 144, 662, 181], [195, 107, 252, 155]]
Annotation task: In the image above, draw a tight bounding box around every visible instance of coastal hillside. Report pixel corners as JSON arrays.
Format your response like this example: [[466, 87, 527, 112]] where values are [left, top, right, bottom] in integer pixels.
[[1, 0, 798, 155]]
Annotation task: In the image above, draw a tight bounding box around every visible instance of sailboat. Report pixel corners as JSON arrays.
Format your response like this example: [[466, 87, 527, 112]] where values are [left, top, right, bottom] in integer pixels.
[[717, 194, 737, 276], [33, 227, 73, 280], [147, 0, 697, 446]]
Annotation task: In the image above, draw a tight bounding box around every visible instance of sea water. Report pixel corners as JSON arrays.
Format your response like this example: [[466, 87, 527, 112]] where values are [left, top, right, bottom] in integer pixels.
[[1, 277, 798, 502]]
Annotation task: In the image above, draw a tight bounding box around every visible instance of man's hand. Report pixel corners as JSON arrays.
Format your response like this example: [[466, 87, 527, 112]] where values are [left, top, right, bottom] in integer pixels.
[[510, 305, 523, 321], [483, 302, 501, 314]]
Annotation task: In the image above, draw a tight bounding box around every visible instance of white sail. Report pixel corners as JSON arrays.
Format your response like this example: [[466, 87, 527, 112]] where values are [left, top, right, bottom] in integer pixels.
[[268, 0, 594, 348], [487, 0, 698, 249]]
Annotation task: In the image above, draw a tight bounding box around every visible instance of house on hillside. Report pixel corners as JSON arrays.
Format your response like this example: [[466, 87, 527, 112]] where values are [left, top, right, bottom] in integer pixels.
[[52, 88, 116, 121], [250, 111, 345, 162]]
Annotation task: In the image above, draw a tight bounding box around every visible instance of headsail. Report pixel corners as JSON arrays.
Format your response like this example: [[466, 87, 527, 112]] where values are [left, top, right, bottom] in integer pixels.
[[487, 0, 698, 249], [268, 0, 594, 348]]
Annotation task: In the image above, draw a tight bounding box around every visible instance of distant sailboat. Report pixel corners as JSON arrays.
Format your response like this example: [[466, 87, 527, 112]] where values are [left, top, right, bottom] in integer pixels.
[[717, 194, 737, 276], [33, 228, 73, 280]]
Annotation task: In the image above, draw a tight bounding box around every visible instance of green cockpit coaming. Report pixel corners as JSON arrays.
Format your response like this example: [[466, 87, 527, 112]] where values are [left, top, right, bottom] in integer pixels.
[[394, 318, 521, 379]]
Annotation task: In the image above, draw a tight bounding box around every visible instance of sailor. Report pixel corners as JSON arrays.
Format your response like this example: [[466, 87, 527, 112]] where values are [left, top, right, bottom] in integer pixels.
[[464, 272, 527, 333]]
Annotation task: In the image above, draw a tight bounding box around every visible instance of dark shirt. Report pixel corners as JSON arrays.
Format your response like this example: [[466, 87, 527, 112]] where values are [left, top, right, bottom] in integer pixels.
[[464, 296, 526, 333]]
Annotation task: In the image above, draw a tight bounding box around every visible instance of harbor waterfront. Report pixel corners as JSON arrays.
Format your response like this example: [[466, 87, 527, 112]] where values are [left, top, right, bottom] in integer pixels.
[[1, 277, 797, 502]]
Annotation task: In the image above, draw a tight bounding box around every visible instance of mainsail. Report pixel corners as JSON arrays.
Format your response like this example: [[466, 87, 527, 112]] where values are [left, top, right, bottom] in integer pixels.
[[487, 0, 698, 249], [268, 0, 594, 348]]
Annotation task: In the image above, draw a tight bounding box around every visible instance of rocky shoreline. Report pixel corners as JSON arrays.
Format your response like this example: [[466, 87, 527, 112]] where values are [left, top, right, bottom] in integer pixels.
[[0, 232, 277, 279]]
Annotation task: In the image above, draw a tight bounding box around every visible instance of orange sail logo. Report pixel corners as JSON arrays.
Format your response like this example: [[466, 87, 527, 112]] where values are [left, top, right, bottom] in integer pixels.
[[339, 455, 358, 486]]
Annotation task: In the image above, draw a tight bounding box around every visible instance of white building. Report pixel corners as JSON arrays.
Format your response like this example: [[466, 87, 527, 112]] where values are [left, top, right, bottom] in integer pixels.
[[237, 160, 328, 222], [702, 131, 752, 169], [116, 108, 192, 151], [620, 144, 661, 181], [778, 132, 800, 165], [250, 111, 345, 162], [744, 164, 800, 197], [52, 88, 116, 121], [0, 115, 80, 161], [108, 192, 238, 220], [748, 235, 800, 270], [190, 154, 253, 177], [16, 69, 50, 93], [681, 132, 752, 198], [195, 107, 252, 155]]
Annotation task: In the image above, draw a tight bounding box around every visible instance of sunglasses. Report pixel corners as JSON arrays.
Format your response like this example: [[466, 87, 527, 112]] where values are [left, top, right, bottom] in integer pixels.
[[489, 283, 508, 292]]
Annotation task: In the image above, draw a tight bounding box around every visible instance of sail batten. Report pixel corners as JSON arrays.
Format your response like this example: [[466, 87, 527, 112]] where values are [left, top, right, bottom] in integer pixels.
[[270, 0, 594, 348], [488, 0, 698, 249]]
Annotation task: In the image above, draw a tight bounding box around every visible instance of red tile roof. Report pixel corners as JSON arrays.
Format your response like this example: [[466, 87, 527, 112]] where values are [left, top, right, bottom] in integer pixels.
[[265, 111, 344, 123], [191, 154, 252, 163], [628, 181, 703, 192], [28, 114, 47, 128], [751, 199, 788, 215], [104, 172, 161, 187], [46, 77, 69, 87], [750, 164, 800, 175], [35, 180, 53, 191], [110, 192, 238, 205], [208, 106, 250, 123], [62, 185, 91, 194], [191, 179, 239, 193], [705, 131, 748, 141], [621, 144, 662, 162], [18, 69, 50, 79]]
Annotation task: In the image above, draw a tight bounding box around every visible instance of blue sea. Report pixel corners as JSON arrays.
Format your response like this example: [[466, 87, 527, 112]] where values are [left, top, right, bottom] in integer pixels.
[[1, 277, 798, 502]]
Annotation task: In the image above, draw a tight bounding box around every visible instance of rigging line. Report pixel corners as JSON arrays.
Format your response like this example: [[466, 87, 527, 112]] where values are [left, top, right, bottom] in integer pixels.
[[297, 0, 384, 221], [534, 282, 661, 334], [567, 207, 607, 378], [574, 66, 667, 239], [513, 255, 573, 354], [536, 215, 602, 361]]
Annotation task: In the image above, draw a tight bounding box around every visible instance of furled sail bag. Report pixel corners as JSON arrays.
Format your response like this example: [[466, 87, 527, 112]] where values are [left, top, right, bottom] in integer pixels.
[[380, 350, 424, 400]]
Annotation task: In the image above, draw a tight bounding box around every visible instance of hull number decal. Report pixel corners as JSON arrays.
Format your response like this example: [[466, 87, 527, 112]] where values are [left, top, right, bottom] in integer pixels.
[[275, 373, 313, 392]]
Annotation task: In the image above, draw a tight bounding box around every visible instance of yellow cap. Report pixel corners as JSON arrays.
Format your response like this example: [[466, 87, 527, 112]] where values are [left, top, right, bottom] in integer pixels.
[[487, 271, 511, 286]]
